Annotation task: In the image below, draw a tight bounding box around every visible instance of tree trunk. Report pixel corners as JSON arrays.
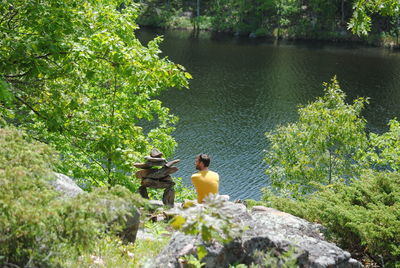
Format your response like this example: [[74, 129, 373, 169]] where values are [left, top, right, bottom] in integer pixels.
[[341, 0, 345, 26], [277, 0, 281, 39], [329, 150, 332, 184]]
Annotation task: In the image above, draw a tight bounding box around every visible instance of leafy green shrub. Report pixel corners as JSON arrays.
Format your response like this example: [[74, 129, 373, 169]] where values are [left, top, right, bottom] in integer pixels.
[[249, 248, 299, 268], [137, 3, 180, 28], [254, 27, 269, 37], [265, 77, 369, 196], [171, 194, 244, 264], [53, 186, 144, 250], [0, 127, 144, 267], [167, 15, 194, 29], [263, 77, 400, 266], [192, 16, 213, 30], [171, 194, 244, 244], [263, 171, 400, 267], [174, 177, 197, 202], [0, 127, 59, 266], [367, 119, 400, 172]]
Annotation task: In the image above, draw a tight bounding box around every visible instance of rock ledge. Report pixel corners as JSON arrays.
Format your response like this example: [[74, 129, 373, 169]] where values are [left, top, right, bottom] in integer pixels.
[[153, 202, 362, 268]]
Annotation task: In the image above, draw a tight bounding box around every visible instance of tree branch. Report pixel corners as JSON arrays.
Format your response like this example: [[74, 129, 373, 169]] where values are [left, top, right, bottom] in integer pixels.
[[3, 70, 30, 78], [7, 9, 18, 29], [15, 96, 108, 186], [14, 95, 48, 121], [35, 52, 68, 59]]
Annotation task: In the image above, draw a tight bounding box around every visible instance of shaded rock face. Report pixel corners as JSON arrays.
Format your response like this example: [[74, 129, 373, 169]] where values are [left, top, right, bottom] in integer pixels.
[[100, 198, 140, 243], [122, 209, 140, 243], [49, 173, 140, 244], [153, 203, 362, 268]]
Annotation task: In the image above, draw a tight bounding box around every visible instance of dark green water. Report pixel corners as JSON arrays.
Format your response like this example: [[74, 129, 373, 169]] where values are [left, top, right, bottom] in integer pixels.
[[137, 28, 400, 200]]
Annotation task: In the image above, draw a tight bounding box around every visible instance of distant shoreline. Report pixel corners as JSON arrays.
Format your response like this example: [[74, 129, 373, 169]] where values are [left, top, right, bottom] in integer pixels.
[[137, 18, 400, 49]]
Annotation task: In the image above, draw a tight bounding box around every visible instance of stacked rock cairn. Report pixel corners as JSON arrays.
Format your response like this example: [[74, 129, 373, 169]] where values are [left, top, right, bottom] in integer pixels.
[[134, 148, 180, 207]]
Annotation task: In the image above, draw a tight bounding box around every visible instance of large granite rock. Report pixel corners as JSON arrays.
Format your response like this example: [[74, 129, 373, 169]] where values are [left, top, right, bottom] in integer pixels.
[[49, 173, 140, 243], [50, 172, 84, 197], [153, 202, 362, 268], [122, 207, 140, 243]]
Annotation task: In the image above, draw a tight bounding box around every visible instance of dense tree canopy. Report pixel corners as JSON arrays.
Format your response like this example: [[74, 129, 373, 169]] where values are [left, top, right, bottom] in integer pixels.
[[349, 0, 400, 35], [0, 0, 191, 189], [137, 0, 400, 42]]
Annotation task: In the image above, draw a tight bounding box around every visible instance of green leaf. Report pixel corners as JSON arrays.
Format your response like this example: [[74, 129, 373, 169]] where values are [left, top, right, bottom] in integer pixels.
[[0, 80, 13, 103], [171, 215, 186, 230], [197, 245, 207, 261], [184, 72, 192, 79]]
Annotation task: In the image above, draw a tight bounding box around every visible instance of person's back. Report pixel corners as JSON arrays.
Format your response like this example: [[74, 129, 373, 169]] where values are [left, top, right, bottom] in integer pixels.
[[191, 170, 219, 203], [191, 153, 219, 203]]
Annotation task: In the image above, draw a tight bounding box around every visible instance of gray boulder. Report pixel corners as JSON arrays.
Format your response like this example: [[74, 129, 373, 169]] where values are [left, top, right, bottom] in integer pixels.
[[98, 197, 140, 243], [243, 207, 361, 267], [122, 208, 140, 243], [49, 173, 140, 244], [153, 202, 362, 268], [50, 172, 84, 197]]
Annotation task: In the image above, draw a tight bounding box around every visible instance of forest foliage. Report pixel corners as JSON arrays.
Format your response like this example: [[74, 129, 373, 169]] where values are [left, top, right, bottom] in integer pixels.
[[136, 0, 400, 43], [0, 0, 191, 190]]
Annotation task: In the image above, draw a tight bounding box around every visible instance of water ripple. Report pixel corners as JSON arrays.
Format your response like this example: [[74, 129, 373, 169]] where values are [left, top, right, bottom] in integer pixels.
[[137, 28, 400, 200]]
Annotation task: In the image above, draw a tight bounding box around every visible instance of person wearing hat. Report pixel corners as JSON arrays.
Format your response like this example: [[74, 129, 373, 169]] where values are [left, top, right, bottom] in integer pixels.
[[191, 153, 219, 203]]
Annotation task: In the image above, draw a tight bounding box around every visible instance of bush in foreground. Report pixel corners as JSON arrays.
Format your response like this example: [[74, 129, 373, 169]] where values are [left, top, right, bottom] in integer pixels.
[[262, 171, 400, 267], [0, 127, 143, 267]]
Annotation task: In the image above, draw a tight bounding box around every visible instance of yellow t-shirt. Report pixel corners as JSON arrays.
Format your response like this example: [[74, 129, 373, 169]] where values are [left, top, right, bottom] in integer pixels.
[[191, 170, 219, 203]]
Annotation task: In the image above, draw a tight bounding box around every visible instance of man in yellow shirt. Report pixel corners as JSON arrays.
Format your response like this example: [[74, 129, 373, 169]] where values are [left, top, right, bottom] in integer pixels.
[[191, 154, 219, 203]]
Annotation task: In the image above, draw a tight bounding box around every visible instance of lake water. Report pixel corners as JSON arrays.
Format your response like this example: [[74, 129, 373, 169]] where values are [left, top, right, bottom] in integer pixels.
[[137, 28, 400, 200]]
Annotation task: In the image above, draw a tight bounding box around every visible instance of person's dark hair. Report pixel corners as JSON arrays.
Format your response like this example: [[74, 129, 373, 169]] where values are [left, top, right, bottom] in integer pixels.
[[197, 153, 210, 167]]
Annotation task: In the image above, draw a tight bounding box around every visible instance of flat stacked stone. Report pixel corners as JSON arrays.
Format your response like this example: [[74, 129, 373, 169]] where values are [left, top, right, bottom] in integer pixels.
[[134, 148, 180, 207]]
